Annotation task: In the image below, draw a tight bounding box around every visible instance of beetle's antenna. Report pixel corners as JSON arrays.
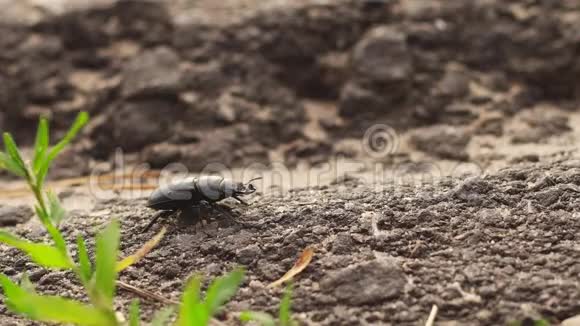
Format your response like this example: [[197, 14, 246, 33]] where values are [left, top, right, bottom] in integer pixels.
[[245, 177, 262, 186]]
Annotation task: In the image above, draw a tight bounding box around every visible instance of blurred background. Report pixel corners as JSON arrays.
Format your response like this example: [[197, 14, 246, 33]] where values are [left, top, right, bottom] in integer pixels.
[[2, 2, 580, 324], [0, 0, 579, 185]]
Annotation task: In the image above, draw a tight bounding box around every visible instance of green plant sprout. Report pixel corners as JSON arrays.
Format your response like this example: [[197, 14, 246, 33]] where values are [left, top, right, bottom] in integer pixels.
[[0, 112, 89, 267], [0, 112, 160, 325], [0, 112, 296, 326], [240, 284, 297, 326], [508, 318, 551, 326], [177, 269, 245, 326]]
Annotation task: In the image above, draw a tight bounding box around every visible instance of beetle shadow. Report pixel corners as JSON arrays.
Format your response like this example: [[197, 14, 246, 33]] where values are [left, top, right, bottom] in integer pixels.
[[175, 204, 242, 231]]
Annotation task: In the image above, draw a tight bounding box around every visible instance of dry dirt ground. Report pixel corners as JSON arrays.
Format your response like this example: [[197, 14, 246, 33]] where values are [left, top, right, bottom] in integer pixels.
[[3, 160, 580, 325], [1, 0, 580, 325]]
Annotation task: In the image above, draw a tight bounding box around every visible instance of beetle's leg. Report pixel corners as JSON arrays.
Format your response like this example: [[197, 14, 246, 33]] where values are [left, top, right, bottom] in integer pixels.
[[210, 203, 235, 220], [179, 205, 204, 229], [233, 195, 249, 206], [143, 210, 173, 233], [198, 200, 211, 211], [192, 205, 201, 218], [197, 201, 213, 223], [211, 203, 252, 227]]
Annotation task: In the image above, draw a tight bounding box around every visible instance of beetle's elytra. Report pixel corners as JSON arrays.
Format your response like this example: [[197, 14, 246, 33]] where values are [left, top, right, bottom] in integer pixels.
[[143, 176, 261, 232]]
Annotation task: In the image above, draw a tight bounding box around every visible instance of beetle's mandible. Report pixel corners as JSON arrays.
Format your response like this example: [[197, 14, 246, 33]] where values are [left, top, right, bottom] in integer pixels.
[[143, 176, 261, 232]]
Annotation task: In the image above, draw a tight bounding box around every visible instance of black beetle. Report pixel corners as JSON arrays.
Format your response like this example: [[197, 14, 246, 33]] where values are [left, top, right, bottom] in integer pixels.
[[143, 175, 261, 232]]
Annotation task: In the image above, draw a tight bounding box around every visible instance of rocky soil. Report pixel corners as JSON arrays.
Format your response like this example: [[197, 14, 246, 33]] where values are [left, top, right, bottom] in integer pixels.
[[1, 0, 580, 325], [3, 161, 580, 325]]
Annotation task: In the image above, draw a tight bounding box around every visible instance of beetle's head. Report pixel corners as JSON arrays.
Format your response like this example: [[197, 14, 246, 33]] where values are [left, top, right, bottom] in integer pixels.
[[233, 177, 261, 196]]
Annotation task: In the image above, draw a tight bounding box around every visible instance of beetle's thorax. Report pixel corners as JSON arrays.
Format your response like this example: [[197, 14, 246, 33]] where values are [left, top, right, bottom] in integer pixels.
[[195, 175, 230, 201]]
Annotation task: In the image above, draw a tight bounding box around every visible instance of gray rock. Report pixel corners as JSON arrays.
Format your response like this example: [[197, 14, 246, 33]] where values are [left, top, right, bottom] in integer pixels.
[[321, 259, 405, 305], [121, 47, 183, 98], [340, 26, 413, 118], [338, 81, 389, 117], [351, 26, 413, 82], [433, 66, 470, 98], [0, 205, 33, 226], [236, 244, 261, 265], [111, 99, 184, 152], [331, 233, 354, 255], [142, 142, 182, 169], [452, 176, 494, 206], [410, 125, 471, 161]]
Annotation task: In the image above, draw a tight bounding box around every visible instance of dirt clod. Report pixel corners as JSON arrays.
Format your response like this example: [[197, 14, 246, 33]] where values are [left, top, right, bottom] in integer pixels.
[[410, 125, 471, 161], [0, 205, 33, 226], [510, 108, 572, 144], [121, 46, 183, 99], [351, 26, 413, 83], [321, 259, 405, 306]]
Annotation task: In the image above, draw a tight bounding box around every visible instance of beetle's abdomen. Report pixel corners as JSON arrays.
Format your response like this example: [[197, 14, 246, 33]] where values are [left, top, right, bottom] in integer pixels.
[[147, 178, 200, 210], [147, 189, 192, 210]]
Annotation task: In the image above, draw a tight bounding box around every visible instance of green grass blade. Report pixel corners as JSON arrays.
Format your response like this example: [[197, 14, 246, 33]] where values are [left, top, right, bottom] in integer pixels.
[[129, 299, 140, 326], [1, 134, 28, 178], [2, 133, 27, 171], [279, 284, 293, 326], [535, 320, 551, 326], [45, 111, 88, 164], [0, 152, 27, 177], [34, 205, 68, 255], [178, 275, 207, 326], [94, 220, 120, 308], [151, 307, 175, 326], [47, 191, 66, 225], [0, 274, 114, 326], [239, 312, 276, 326], [32, 118, 49, 173], [36, 162, 50, 189], [509, 319, 552, 326], [76, 235, 92, 285], [36, 112, 88, 187], [46, 222, 68, 254], [34, 204, 50, 225], [0, 231, 72, 269], [204, 268, 245, 316]]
